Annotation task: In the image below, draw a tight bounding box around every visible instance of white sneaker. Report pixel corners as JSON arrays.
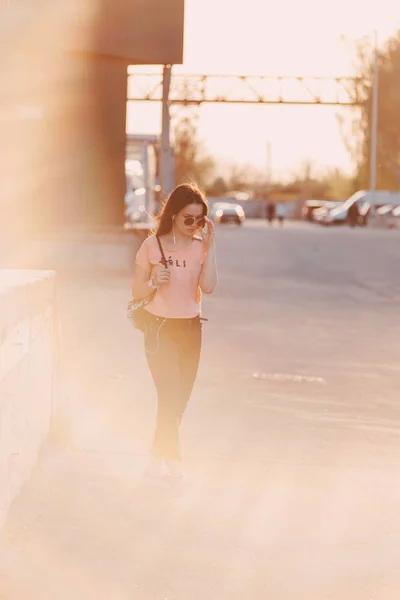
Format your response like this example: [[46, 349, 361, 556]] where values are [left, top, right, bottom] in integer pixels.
[[165, 460, 184, 478], [165, 461, 194, 492], [141, 457, 169, 485]]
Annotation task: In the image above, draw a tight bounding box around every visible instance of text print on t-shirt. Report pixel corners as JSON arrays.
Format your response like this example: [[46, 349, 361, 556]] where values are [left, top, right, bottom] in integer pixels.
[[160, 256, 187, 268]]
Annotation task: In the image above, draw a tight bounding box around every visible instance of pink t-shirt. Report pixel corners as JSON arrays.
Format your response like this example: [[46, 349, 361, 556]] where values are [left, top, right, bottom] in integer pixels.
[[135, 235, 206, 319]]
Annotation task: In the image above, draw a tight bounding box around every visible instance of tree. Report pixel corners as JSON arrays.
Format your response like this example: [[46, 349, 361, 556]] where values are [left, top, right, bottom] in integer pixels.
[[320, 168, 354, 199], [340, 31, 400, 190], [226, 163, 263, 193], [206, 176, 229, 196], [172, 112, 215, 189]]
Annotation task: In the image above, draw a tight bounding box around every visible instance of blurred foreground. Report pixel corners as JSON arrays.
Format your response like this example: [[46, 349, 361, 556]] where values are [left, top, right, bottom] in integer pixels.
[[0, 221, 400, 599]]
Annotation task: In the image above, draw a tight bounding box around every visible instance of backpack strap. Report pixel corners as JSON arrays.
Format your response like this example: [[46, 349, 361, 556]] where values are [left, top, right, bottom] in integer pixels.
[[155, 236, 168, 268]]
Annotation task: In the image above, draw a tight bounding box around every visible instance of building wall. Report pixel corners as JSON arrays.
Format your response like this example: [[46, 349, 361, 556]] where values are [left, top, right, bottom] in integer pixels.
[[0, 48, 129, 232], [0, 0, 185, 63], [0, 1, 184, 235], [71, 0, 185, 64]]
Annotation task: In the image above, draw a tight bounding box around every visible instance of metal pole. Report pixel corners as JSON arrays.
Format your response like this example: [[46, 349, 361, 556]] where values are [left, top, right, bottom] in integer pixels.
[[266, 141, 272, 187], [369, 31, 379, 198], [160, 65, 174, 197]]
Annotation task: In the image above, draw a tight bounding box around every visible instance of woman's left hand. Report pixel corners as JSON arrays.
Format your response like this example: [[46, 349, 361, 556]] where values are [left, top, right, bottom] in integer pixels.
[[199, 217, 215, 248]]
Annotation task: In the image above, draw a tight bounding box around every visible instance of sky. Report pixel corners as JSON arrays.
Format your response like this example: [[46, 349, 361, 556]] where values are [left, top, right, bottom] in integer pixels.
[[127, 0, 400, 180]]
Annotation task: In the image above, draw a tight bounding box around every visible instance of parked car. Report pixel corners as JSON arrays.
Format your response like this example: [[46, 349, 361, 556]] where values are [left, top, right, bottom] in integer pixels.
[[312, 201, 345, 225], [302, 199, 337, 221], [315, 196, 370, 226], [392, 205, 400, 218], [317, 190, 400, 227], [372, 204, 400, 229], [210, 202, 245, 225], [326, 196, 370, 226]]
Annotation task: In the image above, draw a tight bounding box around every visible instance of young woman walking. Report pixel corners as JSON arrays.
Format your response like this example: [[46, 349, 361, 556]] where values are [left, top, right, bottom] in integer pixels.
[[132, 183, 218, 484]]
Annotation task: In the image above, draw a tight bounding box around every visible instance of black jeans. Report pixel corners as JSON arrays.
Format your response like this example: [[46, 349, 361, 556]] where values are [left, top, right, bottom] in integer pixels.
[[144, 314, 202, 461]]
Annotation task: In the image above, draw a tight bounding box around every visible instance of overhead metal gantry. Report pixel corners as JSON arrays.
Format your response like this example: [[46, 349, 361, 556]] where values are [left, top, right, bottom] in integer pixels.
[[127, 69, 363, 196], [127, 72, 362, 106]]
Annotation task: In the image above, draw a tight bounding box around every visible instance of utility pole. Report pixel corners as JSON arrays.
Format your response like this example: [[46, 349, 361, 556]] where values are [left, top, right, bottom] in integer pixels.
[[160, 65, 175, 198], [266, 141, 272, 196], [369, 30, 379, 201]]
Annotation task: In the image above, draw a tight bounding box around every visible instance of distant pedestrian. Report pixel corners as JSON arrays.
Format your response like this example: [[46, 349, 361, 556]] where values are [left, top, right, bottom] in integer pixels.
[[276, 203, 286, 226], [266, 201, 276, 226], [347, 201, 359, 228], [130, 183, 218, 487]]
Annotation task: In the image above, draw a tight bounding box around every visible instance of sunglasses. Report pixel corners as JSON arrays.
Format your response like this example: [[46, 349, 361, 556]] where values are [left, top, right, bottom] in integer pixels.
[[183, 216, 206, 228]]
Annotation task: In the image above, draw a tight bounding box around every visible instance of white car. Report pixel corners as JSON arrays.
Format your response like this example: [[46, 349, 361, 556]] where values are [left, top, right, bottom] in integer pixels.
[[312, 201, 344, 224], [210, 202, 245, 225], [319, 190, 400, 227]]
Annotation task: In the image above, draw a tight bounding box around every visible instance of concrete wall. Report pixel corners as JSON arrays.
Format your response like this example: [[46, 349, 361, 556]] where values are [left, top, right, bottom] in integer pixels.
[[0, 270, 56, 528], [0, 229, 148, 274], [0, 0, 185, 64], [0, 48, 130, 233], [0, 0, 185, 235]]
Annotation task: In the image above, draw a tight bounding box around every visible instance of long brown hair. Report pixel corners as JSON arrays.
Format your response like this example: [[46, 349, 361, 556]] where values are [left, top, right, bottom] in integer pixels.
[[156, 183, 208, 236]]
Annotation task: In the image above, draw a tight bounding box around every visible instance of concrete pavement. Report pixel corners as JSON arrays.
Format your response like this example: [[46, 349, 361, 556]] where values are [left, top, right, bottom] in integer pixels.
[[1, 221, 400, 599]]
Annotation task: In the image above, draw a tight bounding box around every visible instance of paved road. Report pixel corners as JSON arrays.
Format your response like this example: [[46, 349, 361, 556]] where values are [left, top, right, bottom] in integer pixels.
[[1, 221, 400, 599]]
